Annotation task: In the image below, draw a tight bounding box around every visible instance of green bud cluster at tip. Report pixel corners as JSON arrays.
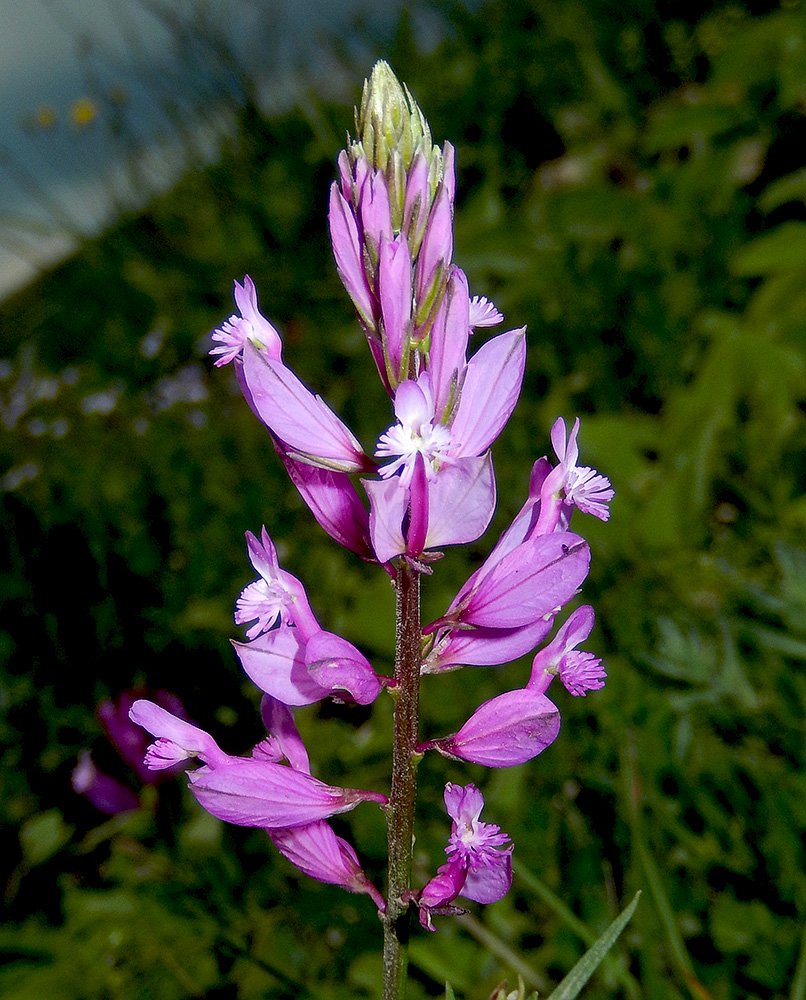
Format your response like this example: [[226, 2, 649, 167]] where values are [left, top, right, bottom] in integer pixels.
[[350, 61, 449, 233], [353, 60, 431, 173]]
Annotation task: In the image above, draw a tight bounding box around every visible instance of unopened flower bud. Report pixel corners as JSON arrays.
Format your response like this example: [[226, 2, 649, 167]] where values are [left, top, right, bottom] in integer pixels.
[[353, 60, 431, 177]]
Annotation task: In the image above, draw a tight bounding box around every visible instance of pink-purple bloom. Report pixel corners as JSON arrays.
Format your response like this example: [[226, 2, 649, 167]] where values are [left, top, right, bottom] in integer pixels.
[[529, 605, 607, 697], [144, 59, 618, 937], [232, 527, 383, 705], [535, 417, 614, 533], [416, 784, 512, 930], [210, 276, 282, 366], [129, 698, 387, 829]]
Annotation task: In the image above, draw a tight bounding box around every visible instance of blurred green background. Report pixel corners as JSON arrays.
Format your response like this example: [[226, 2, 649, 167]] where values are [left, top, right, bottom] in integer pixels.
[[2, 1, 806, 997]]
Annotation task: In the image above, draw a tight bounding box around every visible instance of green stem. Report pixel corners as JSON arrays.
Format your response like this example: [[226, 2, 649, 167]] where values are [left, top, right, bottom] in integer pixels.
[[382, 560, 422, 1000]]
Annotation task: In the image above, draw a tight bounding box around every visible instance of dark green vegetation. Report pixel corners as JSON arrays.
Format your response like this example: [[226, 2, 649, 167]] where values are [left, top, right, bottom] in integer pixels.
[[2, 2, 806, 997]]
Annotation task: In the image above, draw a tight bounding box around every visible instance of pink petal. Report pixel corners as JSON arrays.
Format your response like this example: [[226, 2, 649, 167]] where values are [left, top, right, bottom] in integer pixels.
[[268, 820, 385, 908], [232, 276, 283, 361], [462, 851, 512, 904], [414, 184, 453, 330], [259, 696, 310, 773], [360, 171, 393, 261], [232, 629, 331, 707], [363, 475, 408, 562], [187, 758, 386, 828], [276, 444, 374, 561], [450, 328, 526, 457], [403, 150, 430, 255], [424, 455, 496, 551], [429, 618, 553, 670], [328, 183, 376, 328], [242, 343, 371, 473], [406, 452, 429, 557], [456, 531, 590, 629], [304, 631, 382, 705], [129, 700, 228, 767], [428, 268, 470, 422], [428, 688, 560, 767], [419, 857, 467, 911], [378, 235, 413, 382]]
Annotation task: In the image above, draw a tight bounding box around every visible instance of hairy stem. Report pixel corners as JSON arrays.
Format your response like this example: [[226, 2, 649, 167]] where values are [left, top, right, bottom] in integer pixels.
[[382, 560, 422, 1000]]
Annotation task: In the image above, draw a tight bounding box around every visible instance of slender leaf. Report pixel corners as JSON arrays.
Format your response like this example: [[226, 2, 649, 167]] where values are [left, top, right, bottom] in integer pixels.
[[545, 892, 641, 1000]]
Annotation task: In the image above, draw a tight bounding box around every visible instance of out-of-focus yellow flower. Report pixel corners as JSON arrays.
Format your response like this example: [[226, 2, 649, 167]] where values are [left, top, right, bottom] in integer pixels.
[[33, 104, 57, 129], [71, 97, 98, 129]]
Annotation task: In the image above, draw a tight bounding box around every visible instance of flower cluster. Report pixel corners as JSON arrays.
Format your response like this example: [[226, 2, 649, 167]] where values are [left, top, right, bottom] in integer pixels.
[[130, 62, 613, 930]]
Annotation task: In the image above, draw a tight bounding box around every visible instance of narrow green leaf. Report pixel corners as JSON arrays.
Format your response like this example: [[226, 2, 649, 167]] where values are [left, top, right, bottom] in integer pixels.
[[444, 983, 457, 1000], [514, 860, 642, 997], [545, 892, 641, 1000]]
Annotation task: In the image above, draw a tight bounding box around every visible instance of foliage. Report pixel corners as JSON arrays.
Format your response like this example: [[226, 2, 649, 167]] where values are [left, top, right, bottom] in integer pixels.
[[2, 0, 806, 996]]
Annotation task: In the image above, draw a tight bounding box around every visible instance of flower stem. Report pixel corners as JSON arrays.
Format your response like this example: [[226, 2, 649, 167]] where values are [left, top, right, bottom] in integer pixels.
[[382, 560, 422, 1000]]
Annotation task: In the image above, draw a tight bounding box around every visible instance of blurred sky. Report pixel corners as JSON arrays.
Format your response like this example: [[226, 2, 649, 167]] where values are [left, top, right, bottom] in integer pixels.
[[0, 0, 471, 299]]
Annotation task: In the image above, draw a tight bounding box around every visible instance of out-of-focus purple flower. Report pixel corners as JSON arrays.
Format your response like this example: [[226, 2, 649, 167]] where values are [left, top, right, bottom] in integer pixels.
[[71, 751, 140, 815], [416, 783, 512, 930], [528, 605, 606, 697], [210, 276, 283, 367], [129, 699, 387, 829]]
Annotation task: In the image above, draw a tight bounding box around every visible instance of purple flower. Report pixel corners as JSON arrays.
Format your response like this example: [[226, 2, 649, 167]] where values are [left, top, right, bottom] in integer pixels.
[[416, 784, 512, 930], [234, 527, 319, 641], [365, 327, 526, 561], [97, 688, 187, 784], [232, 527, 383, 706], [418, 688, 561, 767], [210, 276, 283, 367], [71, 751, 140, 815], [129, 699, 387, 829], [528, 605, 607, 697], [258, 697, 386, 909], [430, 531, 590, 632], [535, 418, 614, 533]]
